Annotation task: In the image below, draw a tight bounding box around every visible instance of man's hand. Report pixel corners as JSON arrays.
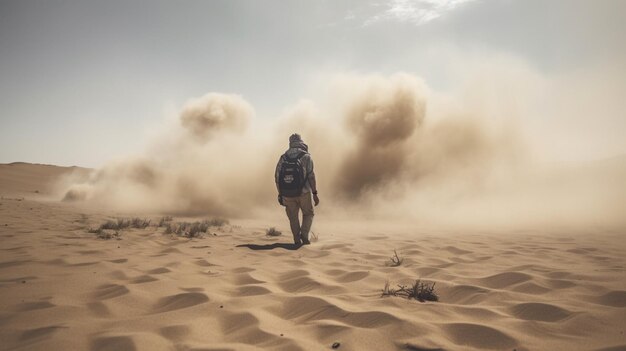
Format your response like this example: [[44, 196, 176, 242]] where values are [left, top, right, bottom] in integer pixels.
[[278, 195, 284, 206], [313, 193, 320, 206]]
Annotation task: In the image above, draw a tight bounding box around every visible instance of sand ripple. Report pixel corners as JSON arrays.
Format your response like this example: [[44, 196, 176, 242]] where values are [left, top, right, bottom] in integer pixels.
[[509, 302, 572, 322], [1, 193, 624, 350], [153, 292, 209, 313]]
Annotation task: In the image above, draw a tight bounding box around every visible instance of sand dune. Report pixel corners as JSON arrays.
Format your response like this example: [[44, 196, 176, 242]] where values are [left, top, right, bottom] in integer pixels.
[[0, 163, 625, 350], [0, 162, 90, 197]]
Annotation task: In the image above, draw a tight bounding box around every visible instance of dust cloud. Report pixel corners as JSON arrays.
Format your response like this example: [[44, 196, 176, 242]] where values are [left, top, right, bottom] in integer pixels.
[[338, 74, 427, 198], [62, 72, 626, 228]]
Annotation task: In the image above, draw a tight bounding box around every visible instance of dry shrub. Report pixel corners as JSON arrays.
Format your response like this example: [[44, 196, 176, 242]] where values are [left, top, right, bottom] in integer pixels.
[[381, 279, 438, 302], [98, 217, 150, 230], [88, 227, 121, 240], [157, 216, 173, 227], [130, 217, 151, 228], [265, 227, 282, 236], [164, 218, 228, 238], [87, 217, 150, 238]]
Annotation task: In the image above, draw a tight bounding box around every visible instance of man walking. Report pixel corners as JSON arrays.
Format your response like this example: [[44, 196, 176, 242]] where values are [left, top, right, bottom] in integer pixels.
[[275, 133, 319, 245]]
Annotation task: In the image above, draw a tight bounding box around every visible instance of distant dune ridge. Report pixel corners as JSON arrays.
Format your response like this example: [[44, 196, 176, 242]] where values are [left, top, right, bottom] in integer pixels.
[[0, 162, 90, 196], [0, 162, 625, 350]]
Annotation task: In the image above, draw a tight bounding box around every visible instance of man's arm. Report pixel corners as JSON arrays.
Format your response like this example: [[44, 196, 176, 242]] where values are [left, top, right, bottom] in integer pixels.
[[306, 155, 320, 206], [275, 156, 284, 205], [309, 173, 319, 206], [275, 156, 282, 193], [308, 172, 317, 193]]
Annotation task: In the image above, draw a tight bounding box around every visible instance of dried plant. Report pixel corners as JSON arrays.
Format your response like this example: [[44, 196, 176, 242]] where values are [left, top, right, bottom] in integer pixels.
[[164, 223, 174, 234], [164, 219, 228, 238], [311, 231, 319, 242], [99, 219, 127, 230], [265, 227, 282, 236], [98, 230, 121, 240], [97, 217, 150, 230], [88, 227, 121, 240], [87, 217, 150, 238], [381, 279, 439, 302], [388, 249, 403, 267], [130, 218, 151, 228], [157, 216, 173, 227]]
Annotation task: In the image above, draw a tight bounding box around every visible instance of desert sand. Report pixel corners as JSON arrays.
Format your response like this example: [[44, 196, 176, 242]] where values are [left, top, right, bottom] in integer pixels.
[[0, 162, 625, 351]]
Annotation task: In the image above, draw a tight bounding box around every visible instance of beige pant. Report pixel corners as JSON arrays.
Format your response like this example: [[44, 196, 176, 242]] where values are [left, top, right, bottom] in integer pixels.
[[283, 191, 314, 244]]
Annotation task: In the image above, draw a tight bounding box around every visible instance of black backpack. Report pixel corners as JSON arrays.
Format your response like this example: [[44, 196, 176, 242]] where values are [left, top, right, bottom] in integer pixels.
[[278, 151, 307, 197]]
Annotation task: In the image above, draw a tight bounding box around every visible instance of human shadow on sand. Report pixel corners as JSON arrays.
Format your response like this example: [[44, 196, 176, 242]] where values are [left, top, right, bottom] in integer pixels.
[[236, 243, 302, 251]]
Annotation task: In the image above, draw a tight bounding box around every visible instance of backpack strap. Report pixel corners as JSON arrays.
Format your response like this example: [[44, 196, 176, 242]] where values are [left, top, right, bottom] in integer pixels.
[[285, 151, 306, 161], [297, 151, 311, 185]]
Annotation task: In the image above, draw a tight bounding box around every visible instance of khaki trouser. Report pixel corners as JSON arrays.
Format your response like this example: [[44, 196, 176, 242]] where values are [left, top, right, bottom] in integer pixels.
[[283, 191, 314, 244]]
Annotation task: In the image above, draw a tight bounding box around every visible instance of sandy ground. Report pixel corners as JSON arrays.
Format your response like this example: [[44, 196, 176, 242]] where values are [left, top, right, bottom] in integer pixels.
[[0, 163, 625, 351]]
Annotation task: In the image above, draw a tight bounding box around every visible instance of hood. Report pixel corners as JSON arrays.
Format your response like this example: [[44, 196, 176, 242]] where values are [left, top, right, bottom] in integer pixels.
[[285, 141, 308, 157]]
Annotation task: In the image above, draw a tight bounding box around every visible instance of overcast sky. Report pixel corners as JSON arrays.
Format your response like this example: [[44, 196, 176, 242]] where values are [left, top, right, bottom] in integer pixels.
[[1, 0, 625, 167]]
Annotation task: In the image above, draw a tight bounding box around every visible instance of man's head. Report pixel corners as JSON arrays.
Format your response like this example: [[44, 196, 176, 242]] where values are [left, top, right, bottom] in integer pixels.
[[289, 133, 302, 143], [289, 133, 308, 151]]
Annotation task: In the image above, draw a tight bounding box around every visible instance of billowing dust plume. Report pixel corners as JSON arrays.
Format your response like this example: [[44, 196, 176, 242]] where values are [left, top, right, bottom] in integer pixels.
[[62, 73, 626, 228]]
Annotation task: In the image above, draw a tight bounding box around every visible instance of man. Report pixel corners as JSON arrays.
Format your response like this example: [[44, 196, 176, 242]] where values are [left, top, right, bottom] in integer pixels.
[[275, 133, 320, 245]]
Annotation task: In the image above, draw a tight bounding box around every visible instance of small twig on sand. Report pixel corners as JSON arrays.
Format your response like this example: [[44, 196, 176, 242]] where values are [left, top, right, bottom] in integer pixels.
[[388, 249, 403, 267]]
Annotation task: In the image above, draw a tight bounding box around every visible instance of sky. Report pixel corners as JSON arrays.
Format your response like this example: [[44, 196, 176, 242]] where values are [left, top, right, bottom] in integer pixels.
[[1, 0, 625, 167]]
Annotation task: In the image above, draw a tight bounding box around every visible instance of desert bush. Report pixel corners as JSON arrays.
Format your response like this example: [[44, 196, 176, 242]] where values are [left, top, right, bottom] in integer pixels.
[[381, 279, 438, 302], [88, 217, 150, 236], [99, 219, 127, 230], [98, 230, 121, 240], [164, 222, 201, 238], [265, 227, 282, 236], [388, 249, 403, 267], [88, 227, 121, 240], [97, 217, 150, 230], [164, 219, 228, 238], [157, 216, 173, 227], [164, 223, 174, 234], [130, 218, 151, 228]]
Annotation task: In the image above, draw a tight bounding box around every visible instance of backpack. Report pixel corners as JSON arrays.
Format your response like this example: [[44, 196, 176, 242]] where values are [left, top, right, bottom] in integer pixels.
[[278, 151, 307, 197]]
